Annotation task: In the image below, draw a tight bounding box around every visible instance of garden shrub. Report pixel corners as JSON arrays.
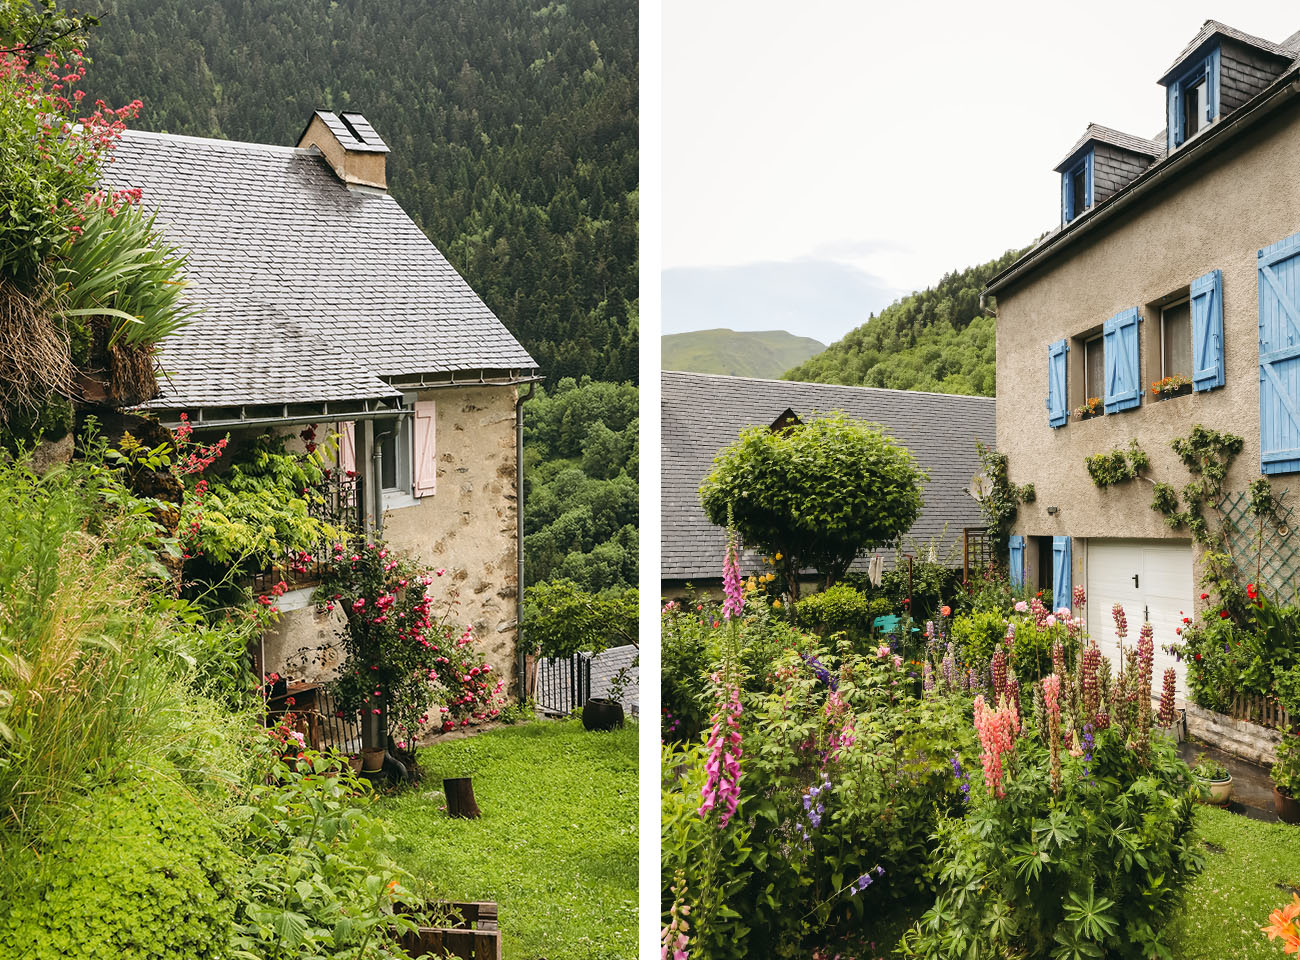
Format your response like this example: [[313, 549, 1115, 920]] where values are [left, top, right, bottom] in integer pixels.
[[524, 578, 637, 658], [902, 732, 1201, 960], [0, 769, 238, 960], [949, 608, 1008, 666], [796, 582, 874, 639]]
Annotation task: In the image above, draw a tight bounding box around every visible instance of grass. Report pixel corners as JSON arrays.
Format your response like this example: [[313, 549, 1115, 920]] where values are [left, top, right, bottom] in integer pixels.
[[374, 718, 638, 960], [1166, 806, 1300, 959]]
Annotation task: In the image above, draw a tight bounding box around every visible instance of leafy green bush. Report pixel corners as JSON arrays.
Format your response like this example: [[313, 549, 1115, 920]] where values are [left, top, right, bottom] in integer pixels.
[[797, 583, 874, 639], [950, 608, 1009, 666], [701, 412, 927, 598], [0, 769, 237, 959], [1273, 733, 1300, 798], [524, 578, 637, 658], [902, 731, 1201, 960], [232, 746, 427, 959]]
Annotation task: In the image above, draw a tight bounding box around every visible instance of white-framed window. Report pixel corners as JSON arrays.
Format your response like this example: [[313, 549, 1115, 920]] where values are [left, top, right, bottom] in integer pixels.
[[378, 393, 421, 510], [1160, 296, 1192, 378]]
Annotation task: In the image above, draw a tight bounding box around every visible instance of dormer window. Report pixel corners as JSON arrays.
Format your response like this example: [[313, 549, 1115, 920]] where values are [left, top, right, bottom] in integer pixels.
[[1165, 45, 1220, 150], [1060, 150, 1093, 224]]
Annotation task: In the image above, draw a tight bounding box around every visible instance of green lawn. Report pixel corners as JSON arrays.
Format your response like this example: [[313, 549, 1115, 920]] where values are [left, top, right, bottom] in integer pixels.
[[374, 719, 638, 960], [1166, 807, 1300, 959]]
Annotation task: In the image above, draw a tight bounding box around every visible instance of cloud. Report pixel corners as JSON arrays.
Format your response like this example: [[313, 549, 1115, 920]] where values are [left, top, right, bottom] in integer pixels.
[[661, 259, 904, 344]]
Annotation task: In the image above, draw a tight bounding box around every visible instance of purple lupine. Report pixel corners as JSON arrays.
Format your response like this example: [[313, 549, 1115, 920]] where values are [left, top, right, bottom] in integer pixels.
[[951, 752, 971, 802]]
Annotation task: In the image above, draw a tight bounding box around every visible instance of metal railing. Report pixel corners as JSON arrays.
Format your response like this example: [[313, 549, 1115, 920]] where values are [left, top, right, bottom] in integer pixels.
[[536, 652, 591, 715], [249, 472, 364, 594]]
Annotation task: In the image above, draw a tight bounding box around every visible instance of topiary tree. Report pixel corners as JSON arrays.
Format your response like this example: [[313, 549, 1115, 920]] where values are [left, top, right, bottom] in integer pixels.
[[699, 411, 927, 599]]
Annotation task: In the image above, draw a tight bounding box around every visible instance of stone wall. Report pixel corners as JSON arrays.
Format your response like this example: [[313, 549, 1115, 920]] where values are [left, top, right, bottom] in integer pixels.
[[1184, 703, 1284, 765]]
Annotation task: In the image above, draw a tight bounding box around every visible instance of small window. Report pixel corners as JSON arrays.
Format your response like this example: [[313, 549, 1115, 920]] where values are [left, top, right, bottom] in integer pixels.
[[1062, 152, 1092, 224], [377, 420, 412, 495], [1083, 335, 1105, 402], [1160, 298, 1192, 378], [1070, 168, 1087, 219], [1182, 75, 1206, 140]]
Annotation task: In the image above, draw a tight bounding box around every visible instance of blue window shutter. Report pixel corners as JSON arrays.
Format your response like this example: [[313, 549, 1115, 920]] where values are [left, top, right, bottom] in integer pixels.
[[1207, 47, 1220, 122], [1084, 151, 1093, 208], [1047, 338, 1068, 428], [1191, 268, 1225, 391], [1167, 80, 1181, 150], [1008, 535, 1025, 588], [1062, 172, 1072, 224], [1258, 231, 1300, 474], [1052, 536, 1072, 608], [1103, 307, 1141, 413]]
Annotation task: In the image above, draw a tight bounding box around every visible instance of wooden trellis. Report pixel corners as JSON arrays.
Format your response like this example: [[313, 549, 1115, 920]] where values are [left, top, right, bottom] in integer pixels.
[[962, 527, 994, 582], [1219, 488, 1300, 594]]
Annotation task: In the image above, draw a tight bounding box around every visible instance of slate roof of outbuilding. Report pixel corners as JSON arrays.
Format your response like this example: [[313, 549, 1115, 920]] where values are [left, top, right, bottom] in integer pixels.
[[106, 129, 536, 410], [1055, 123, 1164, 171], [661, 371, 996, 582]]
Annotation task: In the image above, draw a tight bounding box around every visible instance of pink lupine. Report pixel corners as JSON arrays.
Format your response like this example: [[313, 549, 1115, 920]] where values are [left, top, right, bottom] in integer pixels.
[[973, 694, 1018, 798], [1113, 603, 1128, 640], [1072, 584, 1086, 610], [991, 649, 1008, 699], [1042, 673, 1063, 793], [699, 673, 743, 827]]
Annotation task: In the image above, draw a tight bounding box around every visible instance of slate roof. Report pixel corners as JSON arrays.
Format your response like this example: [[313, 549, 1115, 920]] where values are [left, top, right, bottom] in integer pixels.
[[661, 371, 996, 582], [1055, 124, 1163, 171], [105, 129, 536, 410], [1158, 19, 1295, 83]]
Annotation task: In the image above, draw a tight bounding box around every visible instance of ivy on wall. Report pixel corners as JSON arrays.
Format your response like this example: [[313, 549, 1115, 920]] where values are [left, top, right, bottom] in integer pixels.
[[1150, 425, 1244, 547], [1084, 440, 1149, 488], [968, 441, 1035, 555]]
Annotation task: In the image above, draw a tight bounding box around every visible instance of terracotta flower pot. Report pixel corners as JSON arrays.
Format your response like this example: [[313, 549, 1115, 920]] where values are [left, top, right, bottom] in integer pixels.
[[1275, 785, 1300, 825], [361, 746, 386, 775], [582, 697, 624, 732]]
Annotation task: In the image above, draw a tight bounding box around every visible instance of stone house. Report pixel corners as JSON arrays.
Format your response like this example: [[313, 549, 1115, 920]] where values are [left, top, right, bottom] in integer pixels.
[[107, 111, 540, 695], [985, 21, 1300, 691], [661, 370, 995, 597]]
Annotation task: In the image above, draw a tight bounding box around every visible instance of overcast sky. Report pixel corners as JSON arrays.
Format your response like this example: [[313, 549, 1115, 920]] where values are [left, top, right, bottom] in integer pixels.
[[661, 2, 1300, 343]]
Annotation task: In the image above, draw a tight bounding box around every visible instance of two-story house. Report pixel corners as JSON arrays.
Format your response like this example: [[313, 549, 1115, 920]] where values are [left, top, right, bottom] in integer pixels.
[[108, 111, 540, 700], [986, 21, 1300, 690]]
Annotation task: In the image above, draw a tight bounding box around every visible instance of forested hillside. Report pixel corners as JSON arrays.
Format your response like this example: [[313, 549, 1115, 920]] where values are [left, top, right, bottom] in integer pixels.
[[83, 0, 638, 384], [784, 248, 1027, 396], [663, 328, 825, 379]]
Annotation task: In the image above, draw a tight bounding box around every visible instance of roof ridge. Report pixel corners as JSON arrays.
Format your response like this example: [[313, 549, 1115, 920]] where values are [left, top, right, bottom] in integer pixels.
[[120, 127, 308, 155]]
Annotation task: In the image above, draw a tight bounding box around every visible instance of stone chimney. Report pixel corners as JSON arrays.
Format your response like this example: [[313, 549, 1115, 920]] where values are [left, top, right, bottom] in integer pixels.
[[297, 110, 390, 190]]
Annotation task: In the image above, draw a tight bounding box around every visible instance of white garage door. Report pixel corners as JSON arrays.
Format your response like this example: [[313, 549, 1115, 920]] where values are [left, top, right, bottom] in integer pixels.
[[1085, 539, 1194, 699]]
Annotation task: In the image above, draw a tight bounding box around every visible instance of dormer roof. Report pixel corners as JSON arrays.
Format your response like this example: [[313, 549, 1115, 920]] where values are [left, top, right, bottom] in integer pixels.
[[1054, 124, 1163, 172], [1158, 19, 1294, 85]]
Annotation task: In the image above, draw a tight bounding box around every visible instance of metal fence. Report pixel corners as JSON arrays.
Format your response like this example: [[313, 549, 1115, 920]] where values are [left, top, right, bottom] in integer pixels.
[[536, 652, 592, 715]]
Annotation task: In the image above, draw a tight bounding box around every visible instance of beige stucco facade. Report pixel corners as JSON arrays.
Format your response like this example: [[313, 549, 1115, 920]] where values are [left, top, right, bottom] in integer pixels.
[[260, 382, 521, 694], [996, 98, 1300, 599]]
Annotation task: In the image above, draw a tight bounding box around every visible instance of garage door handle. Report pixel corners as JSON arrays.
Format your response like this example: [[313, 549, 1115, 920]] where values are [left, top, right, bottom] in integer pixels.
[[1132, 574, 1139, 588]]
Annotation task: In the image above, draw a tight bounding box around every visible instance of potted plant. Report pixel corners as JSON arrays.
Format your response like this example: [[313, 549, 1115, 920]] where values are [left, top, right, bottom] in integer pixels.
[[583, 662, 635, 732], [1271, 732, 1300, 824], [1151, 374, 1193, 400], [1073, 396, 1102, 421], [1191, 752, 1233, 805]]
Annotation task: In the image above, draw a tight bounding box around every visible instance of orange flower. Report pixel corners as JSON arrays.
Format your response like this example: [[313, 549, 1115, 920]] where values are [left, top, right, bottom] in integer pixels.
[[1262, 894, 1300, 953]]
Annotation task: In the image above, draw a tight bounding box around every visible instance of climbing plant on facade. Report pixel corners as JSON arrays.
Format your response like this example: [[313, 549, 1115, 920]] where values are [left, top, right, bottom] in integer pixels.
[[1150, 425, 1244, 547], [1084, 440, 1149, 489], [968, 440, 1035, 556]]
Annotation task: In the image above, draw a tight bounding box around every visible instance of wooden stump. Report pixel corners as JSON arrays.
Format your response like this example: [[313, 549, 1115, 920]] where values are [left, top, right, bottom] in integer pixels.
[[444, 777, 481, 819]]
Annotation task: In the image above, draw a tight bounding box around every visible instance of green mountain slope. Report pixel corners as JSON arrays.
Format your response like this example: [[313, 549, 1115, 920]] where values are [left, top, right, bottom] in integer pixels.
[[784, 248, 1027, 396], [663, 328, 826, 379], [83, 0, 637, 384]]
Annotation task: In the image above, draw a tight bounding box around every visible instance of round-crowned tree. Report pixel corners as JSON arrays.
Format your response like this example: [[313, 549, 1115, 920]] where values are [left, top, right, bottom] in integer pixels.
[[699, 412, 927, 598]]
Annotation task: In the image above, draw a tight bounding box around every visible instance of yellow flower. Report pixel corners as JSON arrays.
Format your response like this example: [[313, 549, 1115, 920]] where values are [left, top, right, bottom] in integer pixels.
[[774, 552, 783, 561], [773, 599, 782, 609]]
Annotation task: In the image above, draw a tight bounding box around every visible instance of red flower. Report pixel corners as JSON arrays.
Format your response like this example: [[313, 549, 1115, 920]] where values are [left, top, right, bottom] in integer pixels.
[[1200, 593, 1209, 600], [1247, 583, 1259, 599], [1219, 610, 1229, 619]]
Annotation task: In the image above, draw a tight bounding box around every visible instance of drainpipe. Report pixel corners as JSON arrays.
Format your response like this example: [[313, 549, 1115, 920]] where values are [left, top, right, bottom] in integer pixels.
[[370, 425, 392, 538], [515, 381, 537, 701]]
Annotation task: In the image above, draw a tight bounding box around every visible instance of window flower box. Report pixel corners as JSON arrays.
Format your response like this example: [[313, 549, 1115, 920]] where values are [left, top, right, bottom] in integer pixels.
[[1152, 375, 1193, 401], [1073, 397, 1102, 421]]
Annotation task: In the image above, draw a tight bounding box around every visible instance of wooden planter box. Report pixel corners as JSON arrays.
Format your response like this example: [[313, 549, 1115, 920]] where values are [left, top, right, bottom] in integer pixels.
[[1075, 409, 1102, 422], [398, 901, 502, 960]]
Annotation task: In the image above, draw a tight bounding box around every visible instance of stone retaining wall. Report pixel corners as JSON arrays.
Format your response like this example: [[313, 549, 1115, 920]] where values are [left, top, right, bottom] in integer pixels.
[[1184, 703, 1284, 765]]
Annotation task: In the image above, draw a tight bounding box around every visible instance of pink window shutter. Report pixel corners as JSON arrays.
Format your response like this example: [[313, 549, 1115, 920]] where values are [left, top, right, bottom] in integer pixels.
[[338, 422, 356, 476], [412, 401, 437, 497]]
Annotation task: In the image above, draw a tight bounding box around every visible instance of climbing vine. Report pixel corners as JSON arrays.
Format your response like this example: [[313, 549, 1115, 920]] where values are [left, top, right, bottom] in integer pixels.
[[969, 441, 1035, 553], [1084, 440, 1149, 488], [1150, 425, 1244, 547]]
